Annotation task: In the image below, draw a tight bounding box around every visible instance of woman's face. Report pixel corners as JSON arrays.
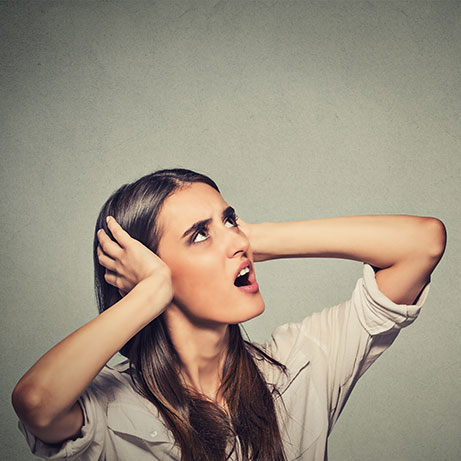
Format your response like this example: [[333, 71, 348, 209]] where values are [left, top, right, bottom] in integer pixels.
[[156, 182, 265, 326]]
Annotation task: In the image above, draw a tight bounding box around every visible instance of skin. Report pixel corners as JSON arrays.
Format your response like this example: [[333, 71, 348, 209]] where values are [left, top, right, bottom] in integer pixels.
[[11, 175, 445, 446], [103, 185, 445, 404], [155, 182, 265, 402]]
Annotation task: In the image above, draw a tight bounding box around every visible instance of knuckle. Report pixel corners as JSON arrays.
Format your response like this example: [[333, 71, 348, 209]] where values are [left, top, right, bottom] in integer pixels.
[[99, 240, 108, 253], [117, 255, 127, 268]]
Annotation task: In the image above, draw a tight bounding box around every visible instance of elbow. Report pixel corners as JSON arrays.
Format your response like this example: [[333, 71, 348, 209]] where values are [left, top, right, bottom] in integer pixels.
[[12, 382, 52, 429], [423, 217, 447, 260]]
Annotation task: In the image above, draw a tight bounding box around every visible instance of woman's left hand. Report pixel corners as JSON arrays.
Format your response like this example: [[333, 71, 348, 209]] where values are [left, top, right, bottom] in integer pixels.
[[236, 216, 252, 239], [236, 216, 263, 262]]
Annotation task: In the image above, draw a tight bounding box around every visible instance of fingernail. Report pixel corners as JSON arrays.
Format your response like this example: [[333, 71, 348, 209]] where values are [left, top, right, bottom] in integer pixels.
[[106, 216, 111, 223]]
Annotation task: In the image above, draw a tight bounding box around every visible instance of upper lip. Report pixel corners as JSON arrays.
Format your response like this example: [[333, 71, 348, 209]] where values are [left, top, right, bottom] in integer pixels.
[[234, 260, 252, 283]]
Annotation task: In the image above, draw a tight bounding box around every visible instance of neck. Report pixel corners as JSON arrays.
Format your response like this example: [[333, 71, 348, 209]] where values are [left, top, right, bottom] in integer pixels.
[[164, 303, 230, 403]]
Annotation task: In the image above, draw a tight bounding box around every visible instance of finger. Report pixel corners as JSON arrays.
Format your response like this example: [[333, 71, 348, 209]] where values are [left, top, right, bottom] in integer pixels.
[[97, 245, 117, 272], [97, 228, 123, 259], [104, 269, 119, 288], [106, 216, 132, 249], [104, 270, 132, 293], [118, 288, 127, 298]]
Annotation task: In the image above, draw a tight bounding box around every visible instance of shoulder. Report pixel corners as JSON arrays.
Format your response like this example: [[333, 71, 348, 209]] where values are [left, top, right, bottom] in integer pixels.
[[251, 262, 432, 388]]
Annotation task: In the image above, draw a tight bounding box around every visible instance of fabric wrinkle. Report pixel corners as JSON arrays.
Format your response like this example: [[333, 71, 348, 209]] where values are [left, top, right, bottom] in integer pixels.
[[17, 263, 431, 461]]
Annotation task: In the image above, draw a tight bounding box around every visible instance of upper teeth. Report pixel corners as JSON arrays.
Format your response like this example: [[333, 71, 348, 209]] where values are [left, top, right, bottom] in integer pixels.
[[237, 266, 250, 278]]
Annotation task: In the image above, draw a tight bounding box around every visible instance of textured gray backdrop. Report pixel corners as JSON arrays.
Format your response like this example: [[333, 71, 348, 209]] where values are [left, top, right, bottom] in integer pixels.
[[1, 1, 459, 460]]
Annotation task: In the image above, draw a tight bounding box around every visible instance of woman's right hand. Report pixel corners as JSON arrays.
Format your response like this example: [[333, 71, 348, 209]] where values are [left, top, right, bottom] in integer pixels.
[[12, 216, 173, 441], [96, 216, 173, 311]]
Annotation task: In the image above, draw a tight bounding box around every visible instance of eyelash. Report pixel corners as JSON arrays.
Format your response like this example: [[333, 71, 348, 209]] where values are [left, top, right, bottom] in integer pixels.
[[190, 214, 239, 244]]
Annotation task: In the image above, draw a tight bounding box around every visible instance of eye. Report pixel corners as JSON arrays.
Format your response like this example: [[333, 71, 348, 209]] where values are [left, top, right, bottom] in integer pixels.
[[190, 214, 239, 245], [224, 214, 239, 228], [191, 228, 209, 244]]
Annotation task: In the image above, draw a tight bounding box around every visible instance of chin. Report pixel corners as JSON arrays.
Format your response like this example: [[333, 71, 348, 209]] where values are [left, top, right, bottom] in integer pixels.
[[240, 300, 265, 323]]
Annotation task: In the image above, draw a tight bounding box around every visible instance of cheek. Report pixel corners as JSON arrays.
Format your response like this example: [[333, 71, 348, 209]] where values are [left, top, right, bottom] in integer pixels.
[[171, 265, 230, 311], [171, 266, 215, 298]]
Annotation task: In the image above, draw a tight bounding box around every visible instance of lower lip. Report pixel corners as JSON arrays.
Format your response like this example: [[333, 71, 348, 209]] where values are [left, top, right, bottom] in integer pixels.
[[236, 280, 259, 294]]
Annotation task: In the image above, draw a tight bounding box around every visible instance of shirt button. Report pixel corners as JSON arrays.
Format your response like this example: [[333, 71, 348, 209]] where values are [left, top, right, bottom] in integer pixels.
[[150, 430, 158, 438]]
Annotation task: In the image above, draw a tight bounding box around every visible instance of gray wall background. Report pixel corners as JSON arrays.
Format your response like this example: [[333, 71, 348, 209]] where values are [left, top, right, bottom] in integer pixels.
[[1, 1, 459, 459]]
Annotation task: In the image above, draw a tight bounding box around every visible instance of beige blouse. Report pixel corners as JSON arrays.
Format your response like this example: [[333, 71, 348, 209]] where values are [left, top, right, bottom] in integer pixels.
[[18, 263, 431, 460]]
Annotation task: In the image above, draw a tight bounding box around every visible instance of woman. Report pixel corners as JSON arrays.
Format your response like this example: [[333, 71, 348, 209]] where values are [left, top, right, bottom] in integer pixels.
[[12, 168, 446, 461]]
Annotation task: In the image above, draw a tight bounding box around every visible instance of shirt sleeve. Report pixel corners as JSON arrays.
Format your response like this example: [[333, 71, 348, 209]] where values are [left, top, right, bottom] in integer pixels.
[[266, 262, 431, 433], [17, 375, 109, 460]]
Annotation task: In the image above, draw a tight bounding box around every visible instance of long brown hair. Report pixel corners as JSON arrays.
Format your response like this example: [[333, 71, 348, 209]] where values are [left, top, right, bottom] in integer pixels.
[[93, 168, 289, 460]]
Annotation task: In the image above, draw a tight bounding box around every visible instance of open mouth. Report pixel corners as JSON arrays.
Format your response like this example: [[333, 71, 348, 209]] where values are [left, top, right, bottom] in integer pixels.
[[234, 265, 251, 287], [233, 261, 259, 294]]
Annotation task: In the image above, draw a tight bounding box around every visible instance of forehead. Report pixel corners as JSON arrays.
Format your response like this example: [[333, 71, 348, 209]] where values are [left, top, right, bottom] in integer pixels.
[[158, 182, 227, 236]]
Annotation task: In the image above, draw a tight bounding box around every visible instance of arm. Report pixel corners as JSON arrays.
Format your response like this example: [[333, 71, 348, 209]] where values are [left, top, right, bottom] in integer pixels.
[[12, 217, 173, 444], [240, 214, 446, 304], [247, 214, 445, 433]]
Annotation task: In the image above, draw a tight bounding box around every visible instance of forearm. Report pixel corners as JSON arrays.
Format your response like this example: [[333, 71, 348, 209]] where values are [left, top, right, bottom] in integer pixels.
[[251, 214, 444, 267], [12, 278, 159, 428]]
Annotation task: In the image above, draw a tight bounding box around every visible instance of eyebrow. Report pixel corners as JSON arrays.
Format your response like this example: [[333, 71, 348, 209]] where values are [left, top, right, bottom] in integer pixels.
[[181, 206, 236, 240]]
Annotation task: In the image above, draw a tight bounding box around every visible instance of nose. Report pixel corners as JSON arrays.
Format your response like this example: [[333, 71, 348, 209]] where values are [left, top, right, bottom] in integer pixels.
[[225, 225, 250, 258]]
